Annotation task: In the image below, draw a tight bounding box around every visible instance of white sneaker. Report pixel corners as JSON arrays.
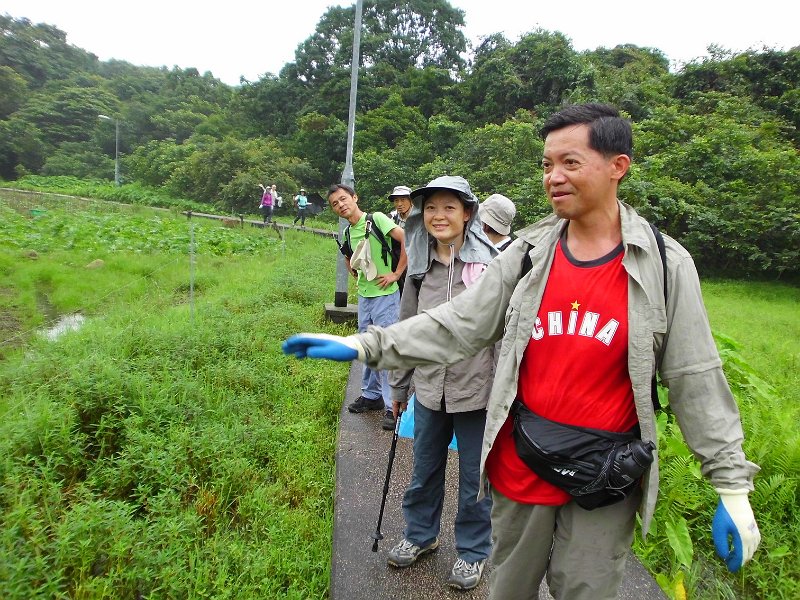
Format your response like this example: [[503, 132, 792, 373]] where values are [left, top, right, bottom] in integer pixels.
[[386, 537, 439, 568], [447, 558, 486, 590]]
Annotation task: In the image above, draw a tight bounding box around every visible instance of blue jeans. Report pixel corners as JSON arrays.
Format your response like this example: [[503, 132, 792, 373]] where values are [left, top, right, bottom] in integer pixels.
[[358, 292, 399, 410], [403, 401, 492, 563]]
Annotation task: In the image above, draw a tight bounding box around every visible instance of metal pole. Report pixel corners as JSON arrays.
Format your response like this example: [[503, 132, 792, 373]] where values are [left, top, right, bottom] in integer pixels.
[[335, 0, 363, 308], [114, 119, 120, 186], [188, 211, 195, 325], [372, 410, 403, 552], [343, 0, 362, 186]]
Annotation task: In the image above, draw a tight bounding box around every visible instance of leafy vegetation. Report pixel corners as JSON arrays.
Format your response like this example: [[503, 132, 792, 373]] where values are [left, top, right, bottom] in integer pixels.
[[1, 192, 797, 598], [1, 194, 354, 598], [635, 281, 800, 600], [1, 4, 798, 279]]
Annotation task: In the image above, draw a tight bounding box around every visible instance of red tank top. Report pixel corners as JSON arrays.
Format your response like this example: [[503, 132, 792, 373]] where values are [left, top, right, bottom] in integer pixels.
[[486, 237, 637, 504]]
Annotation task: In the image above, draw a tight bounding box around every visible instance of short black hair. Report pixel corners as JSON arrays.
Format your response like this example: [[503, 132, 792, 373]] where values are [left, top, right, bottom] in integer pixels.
[[327, 183, 355, 198], [540, 103, 632, 159]]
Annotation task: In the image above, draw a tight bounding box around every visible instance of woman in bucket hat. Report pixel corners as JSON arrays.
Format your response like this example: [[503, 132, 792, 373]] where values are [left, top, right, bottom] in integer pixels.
[[383, 175, 498, 590]]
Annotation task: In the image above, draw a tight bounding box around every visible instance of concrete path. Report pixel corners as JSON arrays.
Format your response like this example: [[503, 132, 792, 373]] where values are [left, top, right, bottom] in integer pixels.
[[331, 362, 668, 600], [182, 210, 337, 239]]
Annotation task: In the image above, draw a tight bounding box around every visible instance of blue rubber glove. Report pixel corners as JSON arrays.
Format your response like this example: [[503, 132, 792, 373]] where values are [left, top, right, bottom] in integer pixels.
[[712, 488, 760, 572], [282, 333, 365, 361]]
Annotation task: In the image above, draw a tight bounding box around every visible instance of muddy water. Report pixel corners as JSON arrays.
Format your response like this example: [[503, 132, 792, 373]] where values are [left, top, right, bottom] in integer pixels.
[[35, 290, 86, 341], [39, 313, 86, 341]]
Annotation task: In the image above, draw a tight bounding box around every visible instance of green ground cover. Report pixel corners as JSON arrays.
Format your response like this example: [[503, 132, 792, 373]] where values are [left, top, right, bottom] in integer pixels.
[[636, 278, 799, 600], [0, 191, 796, 599], [1, 194, 354, 598]]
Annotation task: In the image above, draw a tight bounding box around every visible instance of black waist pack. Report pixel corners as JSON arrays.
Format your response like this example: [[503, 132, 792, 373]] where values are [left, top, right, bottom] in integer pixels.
[[511, 400, 655, 510]]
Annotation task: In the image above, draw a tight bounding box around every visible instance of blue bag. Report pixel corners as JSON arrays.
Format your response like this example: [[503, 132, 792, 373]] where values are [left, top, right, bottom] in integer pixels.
[[398, 394, 458, 451]]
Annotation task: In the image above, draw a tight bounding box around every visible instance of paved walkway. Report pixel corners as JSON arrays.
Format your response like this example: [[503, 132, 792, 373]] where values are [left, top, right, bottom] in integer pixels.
[[182, 210, 337, 239], [331, 362, 667, 600]]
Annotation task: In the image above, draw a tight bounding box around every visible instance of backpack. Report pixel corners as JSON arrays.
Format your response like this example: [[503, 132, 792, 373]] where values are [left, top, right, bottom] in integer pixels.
[[339, 213, 401, 272], [519, 222, 668, 410]]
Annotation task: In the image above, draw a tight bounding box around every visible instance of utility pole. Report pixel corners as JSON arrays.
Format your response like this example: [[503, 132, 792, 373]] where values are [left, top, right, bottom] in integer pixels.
[[98, 114, 120, 186], [327, 0, 362, 321]]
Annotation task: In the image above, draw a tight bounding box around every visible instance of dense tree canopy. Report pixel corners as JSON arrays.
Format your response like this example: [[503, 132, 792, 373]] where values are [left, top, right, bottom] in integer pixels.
[[1, 3, 798, 279]]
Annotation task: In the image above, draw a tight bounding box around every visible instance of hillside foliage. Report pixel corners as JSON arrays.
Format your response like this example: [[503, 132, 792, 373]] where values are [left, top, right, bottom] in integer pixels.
[[1, 4, 798, 279]]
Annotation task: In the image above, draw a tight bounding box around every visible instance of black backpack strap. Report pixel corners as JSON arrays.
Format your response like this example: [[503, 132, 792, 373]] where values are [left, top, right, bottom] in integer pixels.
[[650, 222, 667, 305], [366, 213, 394, 267], [648, 222, 668, 411], [339, 224, 353, 258], [521, 242, 533, 278]]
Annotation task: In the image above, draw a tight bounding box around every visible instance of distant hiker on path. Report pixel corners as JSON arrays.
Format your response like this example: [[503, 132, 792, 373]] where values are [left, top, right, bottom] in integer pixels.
[[258, 184, 273, 224], [271, 184, 282, 210], [293, 188, 309, 226]]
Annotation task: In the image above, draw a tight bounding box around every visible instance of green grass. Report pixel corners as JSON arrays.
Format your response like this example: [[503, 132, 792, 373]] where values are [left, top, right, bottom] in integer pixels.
[[1, 190, 797, 599], [702, 279, 799, 405], [634, 278, 800, 600], [0, 193, 355, 598]]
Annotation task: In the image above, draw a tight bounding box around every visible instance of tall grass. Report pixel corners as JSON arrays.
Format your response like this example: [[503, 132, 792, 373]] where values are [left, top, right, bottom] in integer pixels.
[[635, 278, 799, 600], [1, 192, 797, 598], [701, 279, 798, 406], [1, 196, 355, 598]]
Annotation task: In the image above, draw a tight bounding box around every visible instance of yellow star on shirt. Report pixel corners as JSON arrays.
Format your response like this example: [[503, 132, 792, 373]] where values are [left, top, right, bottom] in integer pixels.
[[571, 300, 580, 310]]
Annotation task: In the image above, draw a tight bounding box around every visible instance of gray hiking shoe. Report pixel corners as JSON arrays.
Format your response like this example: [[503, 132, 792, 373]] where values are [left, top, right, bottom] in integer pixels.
[[387, 537, 439, 568], [347, 396, 384, 413], [447, 558, 486, 590]]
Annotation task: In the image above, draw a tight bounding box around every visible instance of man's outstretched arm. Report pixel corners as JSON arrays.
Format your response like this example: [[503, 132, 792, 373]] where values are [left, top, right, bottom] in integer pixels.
[[282, 333, 365, 361]]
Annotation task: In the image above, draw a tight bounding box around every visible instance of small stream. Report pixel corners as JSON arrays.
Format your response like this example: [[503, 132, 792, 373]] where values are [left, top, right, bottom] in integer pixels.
[[35, 289, 86, 341], [39, 313, 86, 341]]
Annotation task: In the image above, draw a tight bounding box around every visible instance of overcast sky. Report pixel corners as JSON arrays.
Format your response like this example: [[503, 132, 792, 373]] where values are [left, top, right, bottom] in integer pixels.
[[3, 0, 797, 86]]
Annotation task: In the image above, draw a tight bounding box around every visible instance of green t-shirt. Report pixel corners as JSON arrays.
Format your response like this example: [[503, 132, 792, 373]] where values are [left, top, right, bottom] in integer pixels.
[[348, 212, 399, 298]]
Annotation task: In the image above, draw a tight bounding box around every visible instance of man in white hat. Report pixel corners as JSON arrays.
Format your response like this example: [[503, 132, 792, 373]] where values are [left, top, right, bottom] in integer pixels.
[[479, 193, 517, 251], [387, 185, 416, 296], [388, 185, 414, 229]]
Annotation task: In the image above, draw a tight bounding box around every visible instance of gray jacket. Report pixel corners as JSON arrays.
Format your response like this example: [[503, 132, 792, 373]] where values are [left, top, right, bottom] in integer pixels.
[[358, 201, 759, 534], [389, 251, 494, 413]]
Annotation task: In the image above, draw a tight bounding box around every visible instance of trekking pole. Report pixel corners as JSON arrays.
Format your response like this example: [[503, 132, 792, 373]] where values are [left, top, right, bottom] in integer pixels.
[[371, 410, 403, 552]]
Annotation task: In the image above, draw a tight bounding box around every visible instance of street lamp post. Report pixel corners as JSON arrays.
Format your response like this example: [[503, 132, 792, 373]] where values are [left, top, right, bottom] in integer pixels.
[[98, 114, 120, 186], [323, 0, 362, 322], [335, 0, 363, 308]]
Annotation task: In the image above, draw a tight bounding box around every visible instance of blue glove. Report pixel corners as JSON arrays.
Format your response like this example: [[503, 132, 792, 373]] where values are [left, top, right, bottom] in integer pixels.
[[712, 488, 760, 572], [282, 333, 365, 361]]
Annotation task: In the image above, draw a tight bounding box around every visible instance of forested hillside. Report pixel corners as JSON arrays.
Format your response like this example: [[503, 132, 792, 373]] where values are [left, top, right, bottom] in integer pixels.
[[1, 1, 798, 278]]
